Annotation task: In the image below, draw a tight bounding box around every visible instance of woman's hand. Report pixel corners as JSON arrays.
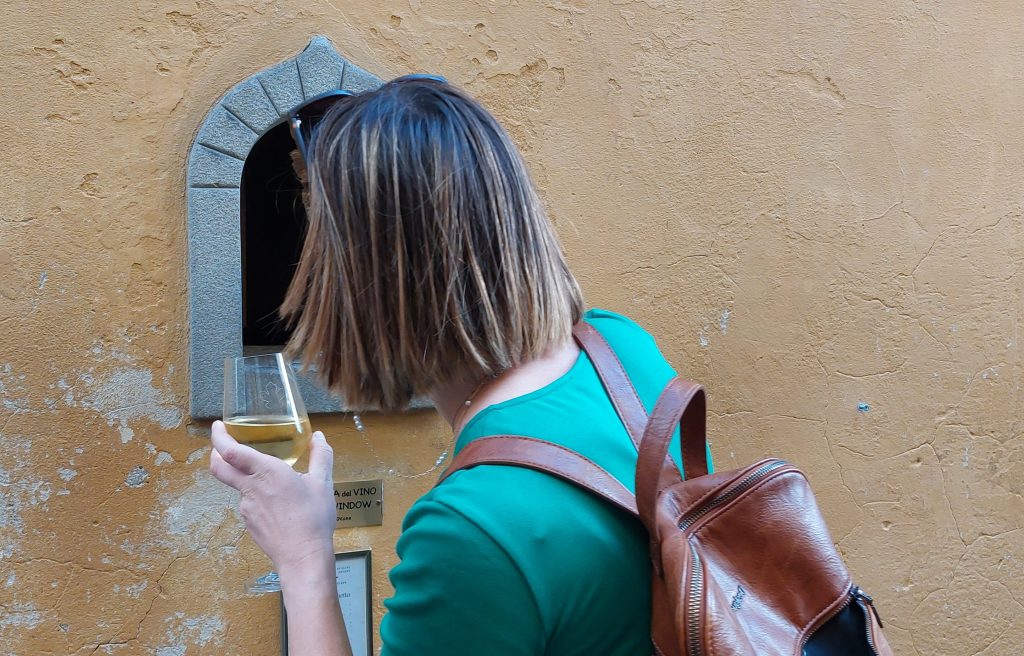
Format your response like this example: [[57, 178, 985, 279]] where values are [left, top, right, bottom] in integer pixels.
[[208, 421, 336, 577], [210, 422, 353, 655]]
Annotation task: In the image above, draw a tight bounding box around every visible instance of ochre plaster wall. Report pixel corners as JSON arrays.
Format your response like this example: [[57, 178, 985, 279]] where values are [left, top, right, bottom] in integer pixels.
[[2, 1, 1022, 654]]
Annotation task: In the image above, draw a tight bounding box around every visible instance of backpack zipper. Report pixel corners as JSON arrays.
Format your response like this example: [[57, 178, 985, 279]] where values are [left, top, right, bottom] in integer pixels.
[[676, 459, 790, 656], [853, 586, 884, 629], [795, 586, 881, 655], [677, 459, 789, 532], [686, 550, 704, 656], [853, 586, 882, 655]]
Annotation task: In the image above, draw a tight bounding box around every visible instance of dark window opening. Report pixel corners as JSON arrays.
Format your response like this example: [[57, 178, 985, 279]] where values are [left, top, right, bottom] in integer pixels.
[[240, 121, 306, 351]]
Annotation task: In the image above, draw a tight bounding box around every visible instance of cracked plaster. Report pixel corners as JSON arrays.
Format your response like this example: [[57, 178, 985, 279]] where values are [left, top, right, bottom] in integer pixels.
[[1, 2, 1022, 654]]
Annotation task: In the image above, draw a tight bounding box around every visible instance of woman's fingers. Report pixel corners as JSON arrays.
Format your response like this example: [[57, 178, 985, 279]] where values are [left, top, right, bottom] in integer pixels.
[[209, 448, 247, 491], [211, 420, 265, 476], [306, 432, 334, 484]]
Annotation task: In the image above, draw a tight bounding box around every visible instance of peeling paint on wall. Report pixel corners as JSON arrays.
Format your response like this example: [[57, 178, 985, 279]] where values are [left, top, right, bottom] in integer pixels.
[[124, 465, 150, 488], [161, 470, 238, 550], [718, 308, 731, 335], [2, 1, 1023, 654], [0, 603, 44, 629], [156, 612, 226, 654], [81, 368, 182, 443], [0, 364, 32, 413], [0, 468, 53, 544]]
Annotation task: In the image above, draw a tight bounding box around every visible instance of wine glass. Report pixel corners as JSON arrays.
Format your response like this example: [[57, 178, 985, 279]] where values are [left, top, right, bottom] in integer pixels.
[[224, 353, 314, 595], [223, 353, 312, 468]]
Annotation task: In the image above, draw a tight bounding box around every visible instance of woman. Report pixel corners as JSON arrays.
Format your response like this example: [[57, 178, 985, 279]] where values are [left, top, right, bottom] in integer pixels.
[[209, 76, 698, 655]]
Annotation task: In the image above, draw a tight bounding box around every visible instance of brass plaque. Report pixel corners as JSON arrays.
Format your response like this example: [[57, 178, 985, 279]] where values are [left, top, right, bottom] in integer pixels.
[[333, 479, 383, 529]]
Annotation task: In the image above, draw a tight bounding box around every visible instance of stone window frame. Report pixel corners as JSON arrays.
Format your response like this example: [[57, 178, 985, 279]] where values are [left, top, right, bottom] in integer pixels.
[[186, 36, 407, 418]]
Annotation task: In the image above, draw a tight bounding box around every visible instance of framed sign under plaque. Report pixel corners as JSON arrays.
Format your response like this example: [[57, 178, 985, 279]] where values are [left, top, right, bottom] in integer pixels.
[[281, 550, 373, 656]]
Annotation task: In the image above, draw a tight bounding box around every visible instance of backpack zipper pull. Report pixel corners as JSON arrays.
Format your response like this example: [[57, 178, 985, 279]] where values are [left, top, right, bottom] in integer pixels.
[[852, 586, 884, 628]]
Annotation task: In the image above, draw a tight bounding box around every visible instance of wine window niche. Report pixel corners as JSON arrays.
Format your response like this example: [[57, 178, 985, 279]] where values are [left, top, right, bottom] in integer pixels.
[[185, 36, 383, 418], [240, 120, 304, 350]]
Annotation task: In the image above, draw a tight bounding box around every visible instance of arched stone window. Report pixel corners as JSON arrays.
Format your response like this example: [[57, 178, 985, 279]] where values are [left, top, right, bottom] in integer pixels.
[[186, 37, 382, 418]]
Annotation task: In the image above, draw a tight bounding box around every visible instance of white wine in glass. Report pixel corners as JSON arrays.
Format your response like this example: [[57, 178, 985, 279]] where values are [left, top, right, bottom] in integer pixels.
[[223, 353, 312, 467]]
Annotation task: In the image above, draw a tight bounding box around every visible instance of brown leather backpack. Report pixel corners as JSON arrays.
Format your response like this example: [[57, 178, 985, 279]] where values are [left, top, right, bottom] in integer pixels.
[[440, 322, 893, 655]]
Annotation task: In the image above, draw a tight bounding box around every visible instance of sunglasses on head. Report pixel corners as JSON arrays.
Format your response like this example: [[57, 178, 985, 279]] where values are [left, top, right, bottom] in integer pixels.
[[288, 73, 447, 164]]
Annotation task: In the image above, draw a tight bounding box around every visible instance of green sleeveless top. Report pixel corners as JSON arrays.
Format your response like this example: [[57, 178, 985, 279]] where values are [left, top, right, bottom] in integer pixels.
[[380, 309, 712, 655]]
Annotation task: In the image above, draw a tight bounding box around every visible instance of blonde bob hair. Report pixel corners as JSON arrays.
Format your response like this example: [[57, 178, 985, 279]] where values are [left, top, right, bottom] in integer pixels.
[[282, 77, 583, 412]]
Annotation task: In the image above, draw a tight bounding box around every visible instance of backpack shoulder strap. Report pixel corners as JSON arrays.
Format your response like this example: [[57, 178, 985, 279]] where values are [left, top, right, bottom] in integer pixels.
[[438, 435, 638, 517], [572, 321, 647, 449]]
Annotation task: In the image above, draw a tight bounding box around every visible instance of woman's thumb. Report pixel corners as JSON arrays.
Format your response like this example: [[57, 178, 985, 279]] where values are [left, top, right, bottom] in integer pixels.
[[307, 431, 334, 483]]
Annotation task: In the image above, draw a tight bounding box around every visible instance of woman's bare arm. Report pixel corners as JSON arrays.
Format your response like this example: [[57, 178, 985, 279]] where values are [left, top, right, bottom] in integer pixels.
[[209, 422, 352, 656], [279, 548, 352, 656]]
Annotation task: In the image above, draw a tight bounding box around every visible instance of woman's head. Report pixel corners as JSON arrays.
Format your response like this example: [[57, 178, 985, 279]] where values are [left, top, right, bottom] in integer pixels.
[[282, 77, 583, 411]]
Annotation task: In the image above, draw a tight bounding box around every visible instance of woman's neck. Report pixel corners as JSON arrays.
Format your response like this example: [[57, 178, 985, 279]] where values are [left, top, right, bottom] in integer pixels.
[[430, 338, 581, 434]]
